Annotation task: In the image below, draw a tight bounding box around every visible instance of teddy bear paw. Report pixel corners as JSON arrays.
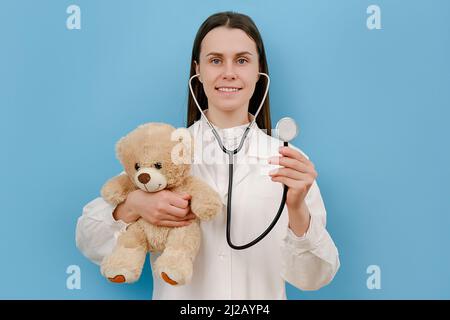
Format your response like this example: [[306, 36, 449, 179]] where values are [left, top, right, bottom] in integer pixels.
[[155, 255, 193, 286], [108, 275, 126, 283], [102, 267, 140, 284], [192, 201, 222, 221], [161, 272, 178, 285]]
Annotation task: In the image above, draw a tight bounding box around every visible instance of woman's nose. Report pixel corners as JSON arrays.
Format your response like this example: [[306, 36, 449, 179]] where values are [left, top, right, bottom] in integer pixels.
[[222, 62, 237, 79]]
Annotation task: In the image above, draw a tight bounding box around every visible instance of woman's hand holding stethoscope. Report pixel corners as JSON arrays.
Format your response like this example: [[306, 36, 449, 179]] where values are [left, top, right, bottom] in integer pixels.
[[268, 146, 318, 213]]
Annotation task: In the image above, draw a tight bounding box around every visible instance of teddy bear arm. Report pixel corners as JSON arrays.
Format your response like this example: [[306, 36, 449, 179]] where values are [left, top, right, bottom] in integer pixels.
[[101, 174, 138, 206], [186, 177, 223, 221]]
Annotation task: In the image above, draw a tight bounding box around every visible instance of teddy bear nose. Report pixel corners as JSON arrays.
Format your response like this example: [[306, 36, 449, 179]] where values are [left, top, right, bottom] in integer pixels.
[[138, 173, 151, 184]]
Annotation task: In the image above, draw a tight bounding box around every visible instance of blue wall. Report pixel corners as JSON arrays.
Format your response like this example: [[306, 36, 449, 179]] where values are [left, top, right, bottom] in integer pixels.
[[1, 0, 449, 299]]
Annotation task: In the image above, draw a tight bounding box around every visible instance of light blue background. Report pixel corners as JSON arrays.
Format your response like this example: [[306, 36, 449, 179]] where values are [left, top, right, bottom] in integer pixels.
[[1, 0, 449, 299]]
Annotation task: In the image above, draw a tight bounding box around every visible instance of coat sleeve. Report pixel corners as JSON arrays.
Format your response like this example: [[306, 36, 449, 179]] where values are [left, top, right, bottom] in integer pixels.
[[75, 197, 130, 265], [280, 178, 340, 291]]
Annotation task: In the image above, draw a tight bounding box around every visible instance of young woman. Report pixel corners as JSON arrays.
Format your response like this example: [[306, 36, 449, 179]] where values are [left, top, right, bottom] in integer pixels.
[[76, 11, 340, 299]]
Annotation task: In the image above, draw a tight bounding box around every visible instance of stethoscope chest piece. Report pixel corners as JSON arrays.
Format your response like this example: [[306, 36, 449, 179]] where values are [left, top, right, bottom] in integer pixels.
[[275, 117, 299, 143]]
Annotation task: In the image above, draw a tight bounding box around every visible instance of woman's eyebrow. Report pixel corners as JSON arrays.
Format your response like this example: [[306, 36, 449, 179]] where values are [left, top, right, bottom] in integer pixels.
[[206, 51, 253, 57]]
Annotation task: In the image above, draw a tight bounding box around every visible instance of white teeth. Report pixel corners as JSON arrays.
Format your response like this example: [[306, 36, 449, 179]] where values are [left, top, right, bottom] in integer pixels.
[[217, 87, 240, 92]]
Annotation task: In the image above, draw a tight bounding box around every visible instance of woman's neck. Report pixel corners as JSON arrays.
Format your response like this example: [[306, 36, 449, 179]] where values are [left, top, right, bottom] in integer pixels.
[[204, 107, 250, 129]]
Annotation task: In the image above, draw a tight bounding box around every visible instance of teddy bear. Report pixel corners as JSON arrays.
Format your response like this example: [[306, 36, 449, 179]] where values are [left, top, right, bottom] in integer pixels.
[[99, 122, 222, 286]]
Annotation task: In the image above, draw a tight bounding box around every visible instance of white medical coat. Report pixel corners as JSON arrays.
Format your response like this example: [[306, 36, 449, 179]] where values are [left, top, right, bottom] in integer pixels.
[[76, 112, 340, 299]]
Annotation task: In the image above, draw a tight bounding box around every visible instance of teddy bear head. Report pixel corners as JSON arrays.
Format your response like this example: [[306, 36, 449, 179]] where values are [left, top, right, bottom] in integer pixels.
[[115, 122, 194, 192]]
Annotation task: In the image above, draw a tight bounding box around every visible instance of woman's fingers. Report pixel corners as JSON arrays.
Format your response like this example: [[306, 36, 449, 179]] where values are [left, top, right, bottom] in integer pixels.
[[160, 200, 195, 219], [279, 146, 309, 162], [159, 201, 196, 226], [167, 192, 191, 209], [270, 175, 309, 191], [269, 156, 313, 173], [182, 212, 197, 220], [164, 204, 190, 218], [156, 203, 192, 221], [149, 190, 194, 223], [269, 167, 308, 180]]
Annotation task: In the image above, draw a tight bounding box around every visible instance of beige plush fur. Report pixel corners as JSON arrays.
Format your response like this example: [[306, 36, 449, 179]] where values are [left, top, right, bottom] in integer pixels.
[[99, 123, 222, 286]]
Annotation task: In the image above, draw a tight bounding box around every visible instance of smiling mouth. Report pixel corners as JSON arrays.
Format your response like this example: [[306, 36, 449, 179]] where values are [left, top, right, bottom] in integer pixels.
[[215, 87, 242, 93]]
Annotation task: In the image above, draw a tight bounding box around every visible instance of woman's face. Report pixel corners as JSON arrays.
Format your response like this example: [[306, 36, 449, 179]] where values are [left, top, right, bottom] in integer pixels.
[[195, 26, 260, 113]]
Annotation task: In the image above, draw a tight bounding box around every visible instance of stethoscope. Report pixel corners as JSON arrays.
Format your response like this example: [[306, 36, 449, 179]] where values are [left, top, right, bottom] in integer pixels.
[[188, 72, 299, 250]]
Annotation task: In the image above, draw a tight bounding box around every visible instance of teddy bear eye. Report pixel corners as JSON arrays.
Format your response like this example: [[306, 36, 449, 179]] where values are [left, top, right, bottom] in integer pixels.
[[154, 162, 162, 170], [134, 163, 140, 171]]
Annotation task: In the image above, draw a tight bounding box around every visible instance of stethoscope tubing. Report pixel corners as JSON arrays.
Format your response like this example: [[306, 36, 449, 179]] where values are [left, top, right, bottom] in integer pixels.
[[188, 73, 288, 250], [225, 141, 289, 250]]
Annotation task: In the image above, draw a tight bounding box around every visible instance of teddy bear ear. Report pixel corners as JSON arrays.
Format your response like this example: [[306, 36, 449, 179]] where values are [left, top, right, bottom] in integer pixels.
[[171, 128, 194, 164], [115, 136, 127, 161]]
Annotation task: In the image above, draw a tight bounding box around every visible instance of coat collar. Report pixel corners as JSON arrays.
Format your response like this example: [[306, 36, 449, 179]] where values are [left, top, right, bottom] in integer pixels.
[[188, 112, 282, 205]]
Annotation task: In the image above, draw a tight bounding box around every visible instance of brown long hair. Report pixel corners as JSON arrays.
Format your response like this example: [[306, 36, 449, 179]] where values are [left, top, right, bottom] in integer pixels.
[[186, 11, 272, 135]]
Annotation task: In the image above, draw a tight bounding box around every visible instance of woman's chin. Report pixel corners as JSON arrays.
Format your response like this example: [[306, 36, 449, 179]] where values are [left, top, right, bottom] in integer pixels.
[[211, 101, 246, 112]]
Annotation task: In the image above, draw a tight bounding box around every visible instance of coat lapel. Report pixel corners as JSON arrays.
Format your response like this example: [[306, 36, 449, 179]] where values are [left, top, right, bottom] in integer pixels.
[[189, 121, 225, 204]]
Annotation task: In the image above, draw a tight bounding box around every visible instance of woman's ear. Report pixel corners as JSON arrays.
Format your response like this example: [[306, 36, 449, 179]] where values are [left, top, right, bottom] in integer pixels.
[[194, 60, 202, 83]]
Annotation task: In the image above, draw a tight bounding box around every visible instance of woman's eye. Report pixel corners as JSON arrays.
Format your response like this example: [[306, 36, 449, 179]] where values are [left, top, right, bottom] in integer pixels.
[[211, 58, 221, 65], [237, 58, 247, 64], [134, 163, 140, 171], [154, 162, 162, 170]]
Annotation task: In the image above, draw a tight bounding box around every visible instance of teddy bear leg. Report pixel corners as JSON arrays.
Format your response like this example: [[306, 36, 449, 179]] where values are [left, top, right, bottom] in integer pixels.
[[101, 222, 148, 284], [154, 220, 201, 286]]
